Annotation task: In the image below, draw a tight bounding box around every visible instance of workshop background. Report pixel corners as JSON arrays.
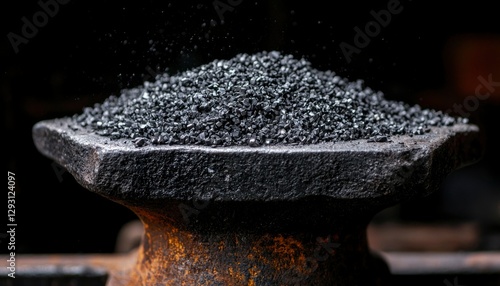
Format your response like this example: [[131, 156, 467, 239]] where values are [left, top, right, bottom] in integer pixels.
[[1, 0, 499, 268]]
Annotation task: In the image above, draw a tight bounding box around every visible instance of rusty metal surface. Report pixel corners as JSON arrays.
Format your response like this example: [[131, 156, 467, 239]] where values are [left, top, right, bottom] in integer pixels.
[[94, 199, 390, 285], [30, 118, 482, 285], [112, 202, 389, 285]]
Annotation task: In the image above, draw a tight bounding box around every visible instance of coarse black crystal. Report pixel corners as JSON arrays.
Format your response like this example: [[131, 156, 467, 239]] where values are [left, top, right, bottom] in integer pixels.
[[73, 51, 466, 147]]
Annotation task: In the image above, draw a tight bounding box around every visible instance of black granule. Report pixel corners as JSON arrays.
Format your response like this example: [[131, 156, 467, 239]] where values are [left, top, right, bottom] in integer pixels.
[[73, 51, 466, 147]]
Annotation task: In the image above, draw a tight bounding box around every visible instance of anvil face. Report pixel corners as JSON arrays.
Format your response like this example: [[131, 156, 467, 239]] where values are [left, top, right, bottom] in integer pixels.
[[33, 118, 481, 205]]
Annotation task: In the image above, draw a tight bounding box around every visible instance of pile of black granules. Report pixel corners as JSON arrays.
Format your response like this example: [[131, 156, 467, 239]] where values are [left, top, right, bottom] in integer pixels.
[[73, 51, 466, 147]]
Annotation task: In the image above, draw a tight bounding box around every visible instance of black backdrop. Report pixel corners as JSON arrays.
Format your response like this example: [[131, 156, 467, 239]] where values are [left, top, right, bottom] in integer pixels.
[[2, 0, 499, 254]]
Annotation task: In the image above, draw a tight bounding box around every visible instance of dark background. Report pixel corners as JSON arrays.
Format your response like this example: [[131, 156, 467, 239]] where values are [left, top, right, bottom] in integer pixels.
[[1, 0, 499, 254]]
